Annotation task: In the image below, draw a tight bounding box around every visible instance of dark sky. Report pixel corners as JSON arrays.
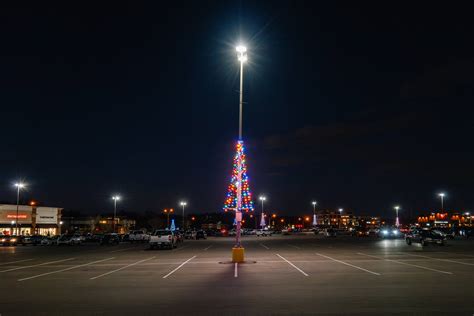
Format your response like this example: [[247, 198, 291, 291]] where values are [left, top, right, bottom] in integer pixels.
[[1, 2, 474, 218]]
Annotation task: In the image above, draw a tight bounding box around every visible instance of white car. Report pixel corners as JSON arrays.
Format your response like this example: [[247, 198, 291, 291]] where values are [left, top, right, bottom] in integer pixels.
[[129, 230, 150, 243], [256, 229, 273, 237], [149, 230, 177, 250]]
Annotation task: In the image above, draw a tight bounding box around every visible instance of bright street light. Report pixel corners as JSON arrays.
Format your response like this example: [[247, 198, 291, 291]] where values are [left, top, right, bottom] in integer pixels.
[[14, 182, 26, 235], [180, 201, 187, 230], [394, 205, 400, 227], [112, 195, 121, 233], [438, 193, 445, 212], [259, 195, 266, 228]]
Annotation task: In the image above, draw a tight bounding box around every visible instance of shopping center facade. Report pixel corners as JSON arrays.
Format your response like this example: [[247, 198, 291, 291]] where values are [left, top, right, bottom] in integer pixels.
[[0, 204, 62, 236]]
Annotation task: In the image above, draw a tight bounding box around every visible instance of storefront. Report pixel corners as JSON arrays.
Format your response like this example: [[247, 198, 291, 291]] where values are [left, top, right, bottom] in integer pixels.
[[0, 205, 62, 236]]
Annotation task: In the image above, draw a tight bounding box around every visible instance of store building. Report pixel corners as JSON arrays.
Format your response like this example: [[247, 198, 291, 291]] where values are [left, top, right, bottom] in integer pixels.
[[0, 204, 63, 236]]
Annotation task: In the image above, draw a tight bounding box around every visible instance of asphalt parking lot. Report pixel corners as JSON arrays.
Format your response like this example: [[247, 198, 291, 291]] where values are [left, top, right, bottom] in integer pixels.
[[1, 235, 473, 315]]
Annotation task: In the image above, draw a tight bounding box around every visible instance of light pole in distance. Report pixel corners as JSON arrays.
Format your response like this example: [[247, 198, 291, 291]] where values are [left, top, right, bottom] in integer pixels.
[[180, 201, 187, 230], [14, 183, 26, 235], [112, 195, 121, 233]]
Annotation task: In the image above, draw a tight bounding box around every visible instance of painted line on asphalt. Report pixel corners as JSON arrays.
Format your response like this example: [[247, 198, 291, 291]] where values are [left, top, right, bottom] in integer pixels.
[[260, 243, 270, 250], [18, 258, 115, 281], [234, 263, 238, 278], [0, 258, 76, 273], [174, 245, 190, 251], [203, 245, 213, 251], [162, 256, 196, 279], [0, 259, 34, 266], [439, 252, 474, 258], [401, 253, 474, 266], [90, 257, 156, 280], [276, 254, 308, 276], [315, 253, 381, 276], [287, 244, 301, 250], [358, 253, 453, 275], [109, 247, 137, 253]]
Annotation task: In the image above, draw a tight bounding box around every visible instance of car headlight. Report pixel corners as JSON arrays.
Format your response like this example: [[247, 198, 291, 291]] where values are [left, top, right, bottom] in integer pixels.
[[382, 230, 389, 235], [392, 230, 398, 235], [1, 238, 5, 242], [10, 238, 17, 242]]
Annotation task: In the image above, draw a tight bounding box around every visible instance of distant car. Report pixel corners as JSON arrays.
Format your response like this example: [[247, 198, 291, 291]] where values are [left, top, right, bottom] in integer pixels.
[[229, 229, 237, 237], [149, 230, 177, 249], [406, 229, 446, 246], [100, 233, 120, 245], [184, 230, 196, 239], [195, 230, 207, 240], [379, 228, 402, 239], [175, 231, 184, 243], [1, 235, 19, 246], [129, 230, 150, 243], [256, 229, 273, 237], [281, 229, 291, 235], [41, 236, 59, 246], [324, 229, 337, 237], [57, 234, 81, 246]]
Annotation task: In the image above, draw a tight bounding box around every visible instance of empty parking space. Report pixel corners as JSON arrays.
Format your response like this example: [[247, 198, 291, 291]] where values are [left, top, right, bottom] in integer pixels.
[[0, 236, 473, 315]]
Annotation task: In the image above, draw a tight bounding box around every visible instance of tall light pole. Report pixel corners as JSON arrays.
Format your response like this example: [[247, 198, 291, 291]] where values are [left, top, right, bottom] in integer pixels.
[[112, 195, 120, 233], [14, 183, 25, 235], [312, 201, 317, 227], [338, 208, 343, 229], [394, 206, 400, 228], [438, 193, 445, 212], [180, 201, 187, 230], [235, 44, 247, 249], [259, 196, 266, 228]]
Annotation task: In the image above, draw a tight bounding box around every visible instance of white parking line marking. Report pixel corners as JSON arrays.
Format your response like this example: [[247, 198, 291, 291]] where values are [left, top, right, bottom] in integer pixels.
[[109, 247, 137, 253], [18, 258, 115, 281], [287, 244, 301, 249], [234, 263, 238, 278], [203, 245, 213, 251], [402, 253, 474, 266], [162, 256, 196, 279], [90, 257, 156, 280], [0, 259, 34, 266], [260, 243, 270, 250], [315, 253, 381, 276], [276, 254, 308, 276], [358, 253, 453, 275], [0, 258, 76, 273]]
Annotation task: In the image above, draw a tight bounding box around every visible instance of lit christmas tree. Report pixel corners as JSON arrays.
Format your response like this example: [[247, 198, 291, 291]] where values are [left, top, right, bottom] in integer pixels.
[[223, 140, 254, 212]]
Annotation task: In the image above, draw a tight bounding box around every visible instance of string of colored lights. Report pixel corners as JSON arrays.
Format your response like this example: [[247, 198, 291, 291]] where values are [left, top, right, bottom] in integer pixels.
[[223, 140, 254, 212]]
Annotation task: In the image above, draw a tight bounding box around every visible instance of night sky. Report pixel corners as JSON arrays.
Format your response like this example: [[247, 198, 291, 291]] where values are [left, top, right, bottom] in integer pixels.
[[1, 2, 474, 218]]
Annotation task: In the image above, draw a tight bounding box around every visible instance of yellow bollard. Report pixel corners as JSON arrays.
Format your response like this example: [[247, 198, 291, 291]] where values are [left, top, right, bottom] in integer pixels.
[[232, 247, 245, 263]]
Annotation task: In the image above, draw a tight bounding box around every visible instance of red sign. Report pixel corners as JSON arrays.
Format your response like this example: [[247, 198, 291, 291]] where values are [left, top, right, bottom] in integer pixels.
[[7, 214, 27, 219]]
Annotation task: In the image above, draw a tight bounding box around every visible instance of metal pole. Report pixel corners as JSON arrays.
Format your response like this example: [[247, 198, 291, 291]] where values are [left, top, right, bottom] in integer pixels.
[[167, 213, 170, 228], [113, 199, 117, 233], [239, 60, 243, 140], [16, 186, 20, 235], [182, 204, 185, 230], [261, 199, 264, 228], [235, 58, 244, 248], [441, 196, 444, 212]]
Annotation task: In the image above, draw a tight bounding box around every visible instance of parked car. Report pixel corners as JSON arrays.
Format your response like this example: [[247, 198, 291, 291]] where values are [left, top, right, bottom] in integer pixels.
[[57, 234, 82, 246], [100, 233, 120, 245], [149, 230, 177, 249], [184, 230, 196, 239], [129, 230, 150, 243], [18, 235, 43, 246], [406, 229, 446, 246], [41, 236, 59, 246], [1, 235, 18, 246], [195, 230, 207, 240], [324, 228, 337, 237], [256, 229, 273, 237]]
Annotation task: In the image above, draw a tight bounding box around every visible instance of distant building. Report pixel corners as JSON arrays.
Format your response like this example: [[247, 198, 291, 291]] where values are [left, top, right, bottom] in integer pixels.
[[61, 216, 136, 234], [0, 204, 63, 235]]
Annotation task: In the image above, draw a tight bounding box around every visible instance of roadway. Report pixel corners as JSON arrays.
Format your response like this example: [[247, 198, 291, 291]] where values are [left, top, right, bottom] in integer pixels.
[[1, 234, 473, 315]]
